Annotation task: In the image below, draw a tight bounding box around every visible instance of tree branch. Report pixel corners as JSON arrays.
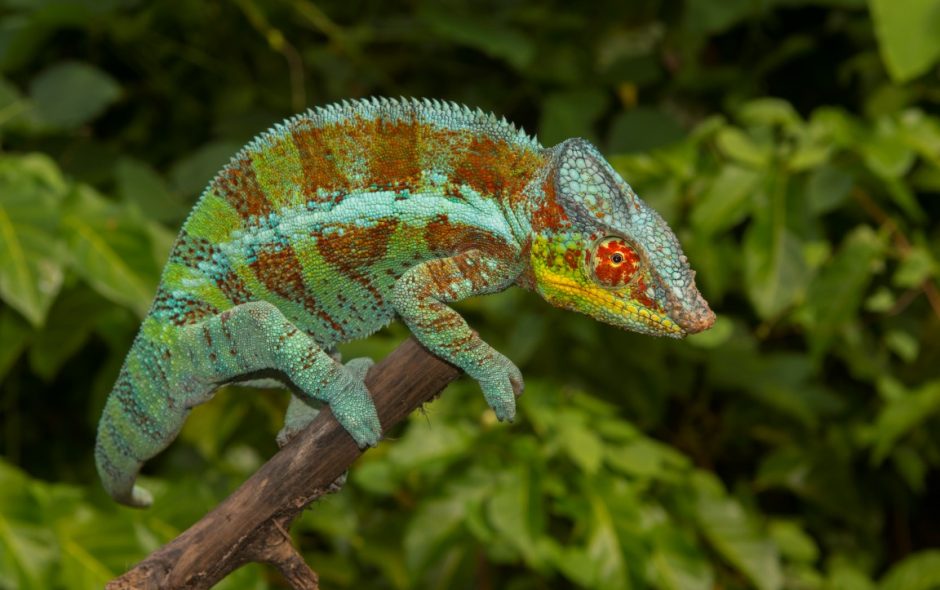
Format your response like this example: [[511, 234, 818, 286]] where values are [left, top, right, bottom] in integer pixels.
[[107, 337, 461, 589]]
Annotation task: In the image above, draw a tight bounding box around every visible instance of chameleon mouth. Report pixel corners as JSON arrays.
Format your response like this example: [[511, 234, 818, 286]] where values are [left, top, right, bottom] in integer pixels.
[[665, 282, 716, 335], [540, 274, 683, 336], [673, 305, 715, 334]]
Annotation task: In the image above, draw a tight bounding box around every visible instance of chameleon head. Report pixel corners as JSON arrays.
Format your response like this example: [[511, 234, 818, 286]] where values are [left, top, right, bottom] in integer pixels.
[[529, 138, 715, 338]]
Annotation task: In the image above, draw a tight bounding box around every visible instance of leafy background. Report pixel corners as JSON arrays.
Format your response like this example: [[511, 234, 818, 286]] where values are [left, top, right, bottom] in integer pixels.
[[1, 0, 939, 588]]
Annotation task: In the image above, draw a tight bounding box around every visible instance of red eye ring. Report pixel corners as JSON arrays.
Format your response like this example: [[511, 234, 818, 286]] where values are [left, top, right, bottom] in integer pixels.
[[591, 236, 642, 288]]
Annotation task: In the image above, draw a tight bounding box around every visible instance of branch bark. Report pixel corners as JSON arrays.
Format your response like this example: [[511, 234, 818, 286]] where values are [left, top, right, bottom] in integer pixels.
[[107, 337, 461, 589]]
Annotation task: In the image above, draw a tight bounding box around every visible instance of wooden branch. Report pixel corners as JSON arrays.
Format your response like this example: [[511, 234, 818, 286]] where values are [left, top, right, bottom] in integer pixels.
[[107, 337, 461, 589]]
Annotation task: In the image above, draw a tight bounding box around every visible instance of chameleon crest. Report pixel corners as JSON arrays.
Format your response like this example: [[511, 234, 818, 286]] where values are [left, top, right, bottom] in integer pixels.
[[95, 97, 713, 507]]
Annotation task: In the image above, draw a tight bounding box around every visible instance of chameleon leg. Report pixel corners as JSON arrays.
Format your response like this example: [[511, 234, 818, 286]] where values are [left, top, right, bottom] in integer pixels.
[[277, 356, 374, 447], [96, 301, 380, 507], [181, 301, 382, 447], [392, 248, 524, 421]]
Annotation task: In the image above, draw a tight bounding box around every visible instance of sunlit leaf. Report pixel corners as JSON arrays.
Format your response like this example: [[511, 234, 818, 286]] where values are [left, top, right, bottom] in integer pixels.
[[61, 185, 162, 317], [715, 127, 772, 168], [0, 153, 66, 326], [743, 179, 809, 319], [738, 99, 802, 131], [485, 465, 545, 568], [870, 0, 940, 81], [556, 410, 605, 475], [650, 527, 713, 590], [769, 521, 818, 564], [693, 474, 783, 590], [879, 550, 940, 590], [690, 164, 762, 234], [893, 245, 935, 288], [870, 380, 940, 463], [584, 490, 630, 590]]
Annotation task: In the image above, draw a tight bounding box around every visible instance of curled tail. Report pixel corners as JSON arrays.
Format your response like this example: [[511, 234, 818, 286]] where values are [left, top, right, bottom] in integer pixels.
[[95, 376, 154, 508], [95, 333, 197, 508]]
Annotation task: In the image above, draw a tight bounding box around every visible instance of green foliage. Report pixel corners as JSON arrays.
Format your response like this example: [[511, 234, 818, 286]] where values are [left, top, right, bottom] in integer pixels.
[[1, 1, 939, 589], [869, 0, 940, 82]]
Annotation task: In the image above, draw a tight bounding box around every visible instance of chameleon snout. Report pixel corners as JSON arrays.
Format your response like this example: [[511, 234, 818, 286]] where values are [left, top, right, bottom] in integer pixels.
[[669, 294, 716, 335]]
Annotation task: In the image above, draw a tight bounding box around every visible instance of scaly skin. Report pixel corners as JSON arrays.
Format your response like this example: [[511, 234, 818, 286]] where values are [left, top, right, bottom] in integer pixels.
[[95, 97, 715, 507]]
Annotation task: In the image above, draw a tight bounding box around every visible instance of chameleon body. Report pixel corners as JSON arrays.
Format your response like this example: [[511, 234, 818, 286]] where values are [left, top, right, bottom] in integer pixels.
[[96, 97, 714, 507]]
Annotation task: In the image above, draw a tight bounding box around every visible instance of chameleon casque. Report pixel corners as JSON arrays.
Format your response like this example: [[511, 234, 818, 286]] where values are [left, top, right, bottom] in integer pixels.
[[96, 97, 715, 507]]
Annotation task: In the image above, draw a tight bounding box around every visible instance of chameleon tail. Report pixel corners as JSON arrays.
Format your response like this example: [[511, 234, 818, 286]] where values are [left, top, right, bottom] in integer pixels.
[[95, 335, 192, 508], [95, 368, 155, 507]]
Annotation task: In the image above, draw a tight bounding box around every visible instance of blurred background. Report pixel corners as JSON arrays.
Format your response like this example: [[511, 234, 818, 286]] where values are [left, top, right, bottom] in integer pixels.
[[1, 0, 939, 588]]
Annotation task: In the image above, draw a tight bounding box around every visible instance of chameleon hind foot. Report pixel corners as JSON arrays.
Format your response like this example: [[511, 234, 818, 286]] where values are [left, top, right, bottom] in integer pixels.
[[277, 357, 376, 447]]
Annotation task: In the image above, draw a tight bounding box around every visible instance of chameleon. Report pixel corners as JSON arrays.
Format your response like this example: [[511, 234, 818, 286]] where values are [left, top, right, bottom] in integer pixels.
[[95, 97, 715, 507]]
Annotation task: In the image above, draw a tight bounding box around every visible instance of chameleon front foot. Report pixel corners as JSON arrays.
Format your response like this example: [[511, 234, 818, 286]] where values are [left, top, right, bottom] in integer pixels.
[[477, 351, 525, 422]]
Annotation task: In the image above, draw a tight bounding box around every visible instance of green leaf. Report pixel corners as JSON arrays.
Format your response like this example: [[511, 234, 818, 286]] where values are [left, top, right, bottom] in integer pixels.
[[0, 76, 39, 133], [61, 185, 162, 317], [768, 521, 818, 563], [870, 0, 940, 81], [0, 153, 67, 326], [0, 307, 30, 381], [693, 473, 783, 590], [28, 287, 109, 380], [114, 157, 187, 223], [420, 9, 535, 70], [879, 550, 940, 590], [684, 0, 758, 34], [893, 245, 935, 288], [28, 61, 120, 129], [169, 141, 241, 197], [806, 164, 854, 214], [557, 410, 605, 475], [386, 417, 475, 472], [607, 108, 685, 154], [738, 99, 802, 131], [743, 178, 809, 319], [650, 528, 714, 590], [583, 490, 631, 590], [870, 380, 940, 463], [690, 164, 762, 234], [405, 489, 476, 574], [860, 119, 916, 179], [605, 437, 690, 482], [787, 134, 833, 171], [485, 466, 545, 568], [0, 460, 59, 590], [538, 89, 609, 147], [885, 330, 919, 363], [715, 127, 771, 168], [827, 558, 877, 590], [891, 445, 927, 493], [800, 226, 884, 356]]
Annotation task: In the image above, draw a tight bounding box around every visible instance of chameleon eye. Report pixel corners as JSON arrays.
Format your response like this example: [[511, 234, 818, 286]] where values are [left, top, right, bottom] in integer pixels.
[[591, 237, 640, 288]]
